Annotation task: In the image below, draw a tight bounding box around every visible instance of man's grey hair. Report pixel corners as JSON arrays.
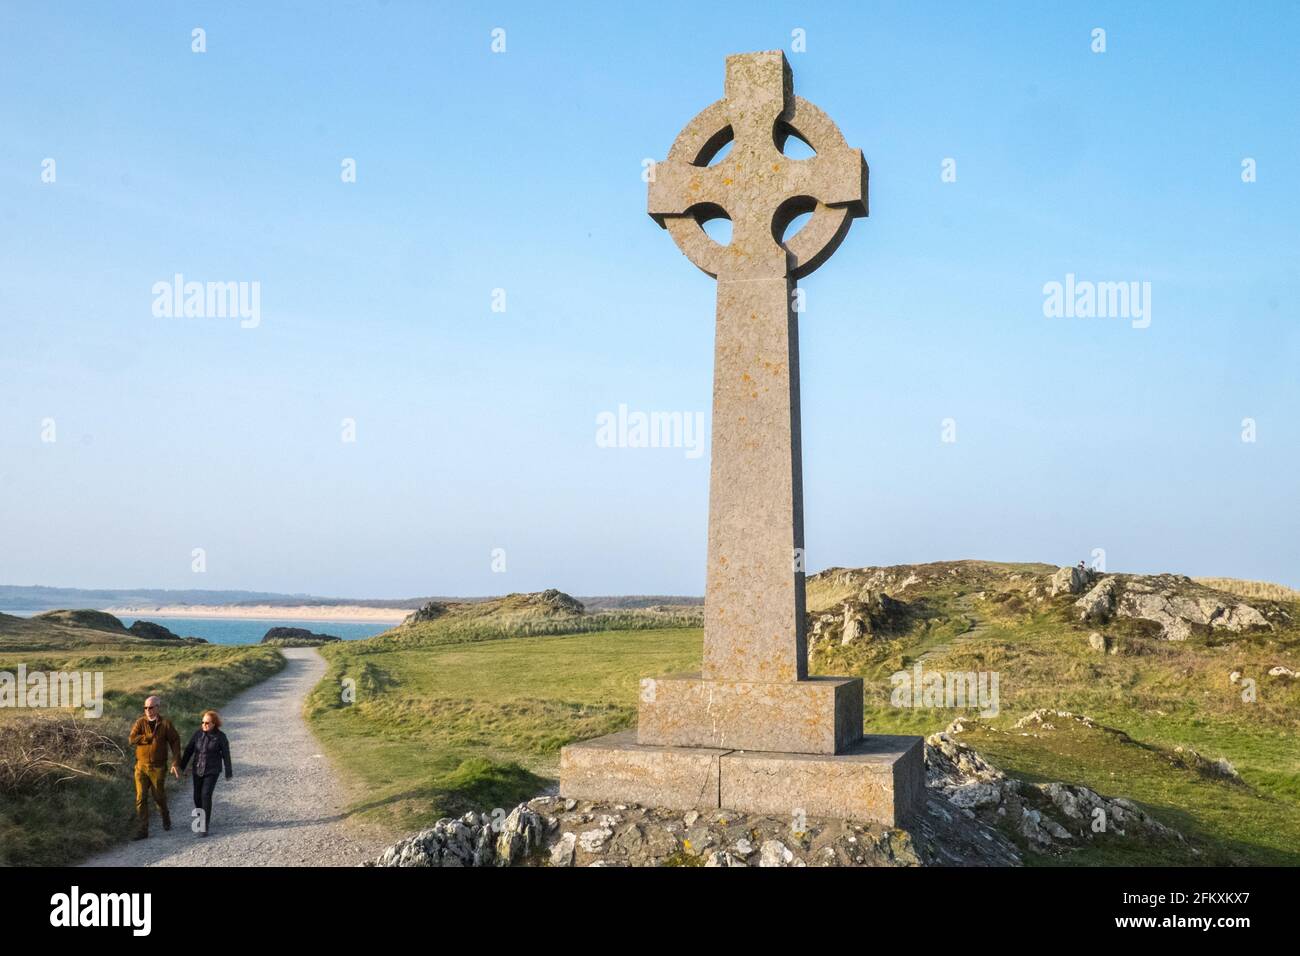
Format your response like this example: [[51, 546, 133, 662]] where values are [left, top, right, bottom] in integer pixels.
[[145, 695, 162, 708]]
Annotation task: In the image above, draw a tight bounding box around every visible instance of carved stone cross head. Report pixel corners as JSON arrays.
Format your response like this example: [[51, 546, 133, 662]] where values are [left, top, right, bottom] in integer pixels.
[[648, 50, 868, 281]]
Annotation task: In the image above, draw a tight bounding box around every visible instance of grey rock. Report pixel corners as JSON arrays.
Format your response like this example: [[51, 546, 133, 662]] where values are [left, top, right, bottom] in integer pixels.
[[758, 840, 799, 867], [948, 782, 1001, 809], [1050, 565, 1092, 596], [495, 805, 544, 865], [704, 850, 745, 867], [1075, 578, 1119, 623], [548, 831, 576, 867], [260, 626, 342, 645], [578, 827, 612, 853], [1114, 579, 1270, 640]]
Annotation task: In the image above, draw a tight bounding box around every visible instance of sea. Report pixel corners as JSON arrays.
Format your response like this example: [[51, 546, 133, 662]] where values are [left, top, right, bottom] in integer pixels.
[[7, 611, 392, 646]]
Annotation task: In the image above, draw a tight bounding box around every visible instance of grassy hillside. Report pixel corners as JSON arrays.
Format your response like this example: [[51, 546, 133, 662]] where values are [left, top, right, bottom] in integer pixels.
[[1, 610, 164, 649], [307, 566, 1300, 865], [807, 561, 1300, 864], [0, 611, 284, 865]]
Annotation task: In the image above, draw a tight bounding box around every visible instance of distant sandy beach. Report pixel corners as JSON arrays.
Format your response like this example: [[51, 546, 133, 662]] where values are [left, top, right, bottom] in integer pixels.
[[104, 604, 410, 623]]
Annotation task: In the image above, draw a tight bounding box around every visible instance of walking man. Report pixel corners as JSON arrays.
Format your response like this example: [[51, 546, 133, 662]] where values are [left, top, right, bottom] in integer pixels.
[[128, 694, 181, 839]]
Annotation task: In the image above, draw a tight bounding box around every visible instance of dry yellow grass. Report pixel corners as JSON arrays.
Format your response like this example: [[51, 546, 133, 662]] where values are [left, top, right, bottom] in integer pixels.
[[1194, 577, 1300, 602]]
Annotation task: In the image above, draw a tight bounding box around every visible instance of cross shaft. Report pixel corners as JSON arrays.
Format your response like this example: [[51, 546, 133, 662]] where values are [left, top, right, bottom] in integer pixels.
[[646, 51, 868, 684]]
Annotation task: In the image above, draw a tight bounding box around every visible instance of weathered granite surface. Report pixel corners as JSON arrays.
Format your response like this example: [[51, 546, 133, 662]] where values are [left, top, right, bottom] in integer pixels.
[[719, 735, 923, 826], [701, 274, 808, 683], [647, 51, 866, 683], [559, 730, 725, 811], [564, 730, 921, 827], [637, 673, 862, 754]]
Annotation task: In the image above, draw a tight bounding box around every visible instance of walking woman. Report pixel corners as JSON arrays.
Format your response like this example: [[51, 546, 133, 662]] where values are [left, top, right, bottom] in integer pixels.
[[179, 709, 233, 836]]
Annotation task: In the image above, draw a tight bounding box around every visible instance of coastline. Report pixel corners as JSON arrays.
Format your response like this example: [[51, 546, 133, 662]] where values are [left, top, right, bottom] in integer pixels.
[[103, 604, 410, 623]]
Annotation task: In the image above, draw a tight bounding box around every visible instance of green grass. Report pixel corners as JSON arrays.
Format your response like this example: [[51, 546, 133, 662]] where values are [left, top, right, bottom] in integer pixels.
[[308, 627, 700, 833], [961, 720, 1300, 866], [360, 609, 703, 649], [0, 635, 284, 866]]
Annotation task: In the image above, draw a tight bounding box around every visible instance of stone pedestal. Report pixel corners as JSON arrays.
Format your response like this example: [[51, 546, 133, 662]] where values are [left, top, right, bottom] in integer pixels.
[[636, 673, 862, 754], [562, 669, 922, 828], [559, 731, 727, 812], [561, 729, 923, 826], [719, 735, 923, 825]]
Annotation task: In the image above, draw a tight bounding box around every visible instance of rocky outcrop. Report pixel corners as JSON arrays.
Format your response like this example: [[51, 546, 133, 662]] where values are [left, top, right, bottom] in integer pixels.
[[371, 805, 547, 867], [260, 626, 342, 645], [1074, 577, 1120, 623], [1117, 580, 1267, 640], [403, 589, 587, 627], [928, 716, 1187, 855], [404, 602, 449, 625], [1049, 565, 1094, 596], [24, 609, 210, 643], [127, 620, 181, 641], [1072, 575, 1271, 641], [809, 590, 908, 648], [815, 567, 922, 595], [32, 609, 128, 633], [524, 589, 585, 616], [370, 792, 1019, 867]]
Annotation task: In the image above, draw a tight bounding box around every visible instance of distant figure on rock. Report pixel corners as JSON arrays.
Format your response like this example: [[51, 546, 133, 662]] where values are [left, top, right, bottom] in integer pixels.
[[128, 695, 182, 840], [180, 709, 233, 837]]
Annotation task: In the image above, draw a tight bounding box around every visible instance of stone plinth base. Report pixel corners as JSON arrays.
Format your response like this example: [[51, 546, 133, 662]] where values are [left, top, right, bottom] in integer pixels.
[[558, 731, 727, 811], [720, 735, 923, 826], [560, 731, 924, 826], [637, 674, 863, 755]]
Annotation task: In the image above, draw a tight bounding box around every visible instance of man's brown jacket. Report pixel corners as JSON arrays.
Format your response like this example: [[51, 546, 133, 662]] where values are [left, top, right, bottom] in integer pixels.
[[128, 715, 181, 769]]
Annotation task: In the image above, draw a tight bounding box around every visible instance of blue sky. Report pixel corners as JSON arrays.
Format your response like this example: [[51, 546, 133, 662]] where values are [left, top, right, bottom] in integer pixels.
[[1, 2, 1297, 596]]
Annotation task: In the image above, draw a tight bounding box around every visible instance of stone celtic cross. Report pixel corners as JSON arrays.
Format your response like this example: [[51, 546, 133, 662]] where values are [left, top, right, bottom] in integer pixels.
[[648, 50, 868, 683], [561, 52, 920, 825]]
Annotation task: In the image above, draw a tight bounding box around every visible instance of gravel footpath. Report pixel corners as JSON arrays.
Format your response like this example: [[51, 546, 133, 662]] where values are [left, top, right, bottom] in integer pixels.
[[83, 647, 390, 867]]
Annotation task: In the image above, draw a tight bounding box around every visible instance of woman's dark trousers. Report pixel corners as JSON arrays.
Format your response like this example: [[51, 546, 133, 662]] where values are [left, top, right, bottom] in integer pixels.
[[193, 773, 220, 833]]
